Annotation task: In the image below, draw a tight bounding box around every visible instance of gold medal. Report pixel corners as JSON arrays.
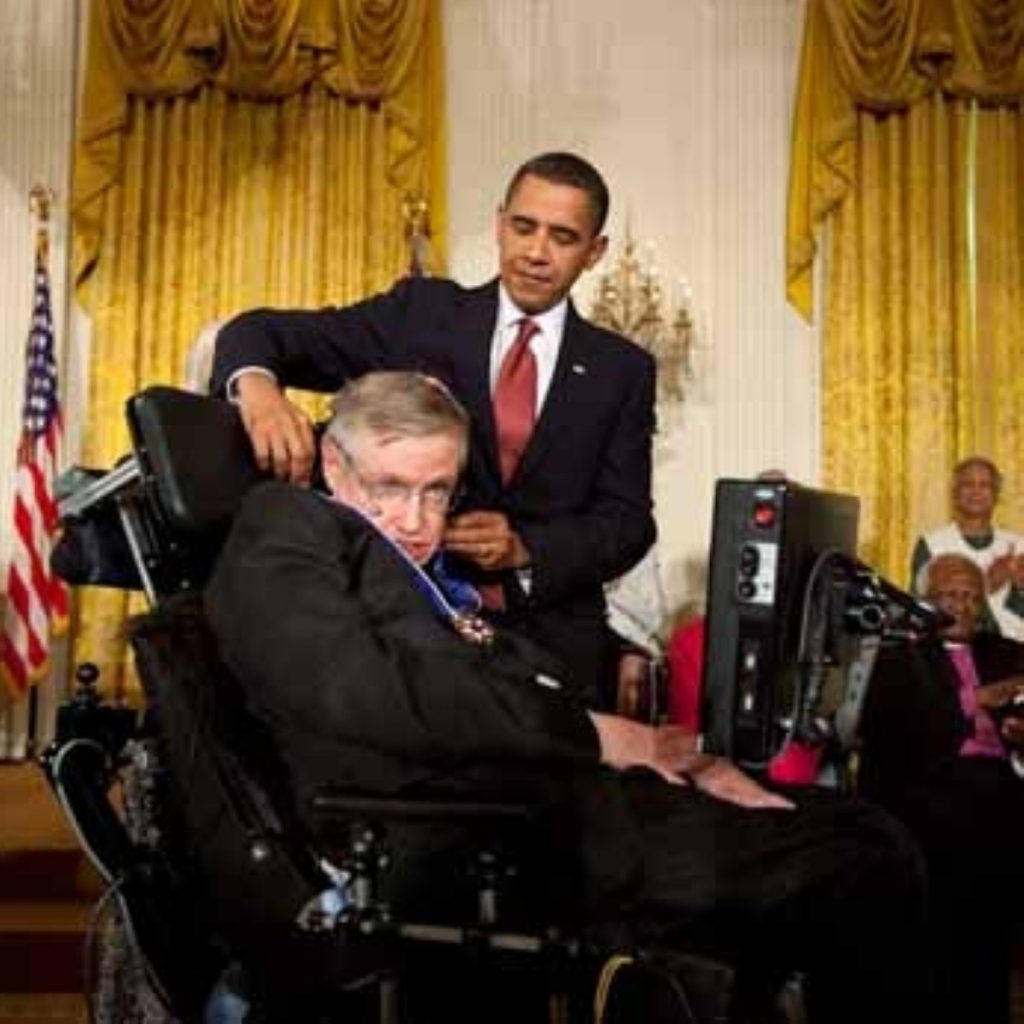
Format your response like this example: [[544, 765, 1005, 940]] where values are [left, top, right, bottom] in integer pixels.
[[452, 613, 496, 645]]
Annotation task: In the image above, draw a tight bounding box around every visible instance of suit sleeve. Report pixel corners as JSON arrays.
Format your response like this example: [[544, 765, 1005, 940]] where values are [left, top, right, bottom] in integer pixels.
[[859, 644, 961, 799], [859, 651, 920, 798], [204, 485, 600, 768], [974, 633, 1024, 682], [517, 349, 657, 606], [209, 281, 416, 395]]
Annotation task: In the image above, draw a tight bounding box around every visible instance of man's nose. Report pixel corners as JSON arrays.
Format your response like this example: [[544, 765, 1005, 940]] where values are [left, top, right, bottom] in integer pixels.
[[524, 230, 550, 262], [399, 493, 425, 532]]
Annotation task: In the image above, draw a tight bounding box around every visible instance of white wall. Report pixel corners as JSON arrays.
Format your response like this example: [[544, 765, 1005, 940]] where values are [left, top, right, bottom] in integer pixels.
[[444, 0, 819, 619]]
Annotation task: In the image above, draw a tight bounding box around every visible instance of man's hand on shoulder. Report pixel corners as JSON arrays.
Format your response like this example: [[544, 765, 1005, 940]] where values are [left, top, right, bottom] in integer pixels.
[[235, 372, 315, 484], [444, 510, 530, 570]]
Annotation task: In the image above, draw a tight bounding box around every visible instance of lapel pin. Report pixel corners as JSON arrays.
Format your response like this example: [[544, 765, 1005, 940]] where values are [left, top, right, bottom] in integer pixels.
[[572, 364, 586, 375]]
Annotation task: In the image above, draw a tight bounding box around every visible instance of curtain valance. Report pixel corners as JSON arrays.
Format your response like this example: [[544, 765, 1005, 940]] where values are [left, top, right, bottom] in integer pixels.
[[74, 0, 434, 283], [92, 0, 425, 99]]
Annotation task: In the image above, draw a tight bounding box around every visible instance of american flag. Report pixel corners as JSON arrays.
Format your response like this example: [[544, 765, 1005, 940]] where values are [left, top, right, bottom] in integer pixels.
[[1, 247, 68, 697]]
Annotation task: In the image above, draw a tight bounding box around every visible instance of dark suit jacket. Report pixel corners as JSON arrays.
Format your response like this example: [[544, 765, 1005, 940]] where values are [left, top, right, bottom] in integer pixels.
[[210, 277, 657, 702], [859, 632, 1024, 804], [204, 482, 648, 911], [204, 482, 603, 805]]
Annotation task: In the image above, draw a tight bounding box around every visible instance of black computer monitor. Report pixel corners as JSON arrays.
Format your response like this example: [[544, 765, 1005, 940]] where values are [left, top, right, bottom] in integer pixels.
[[700, 479, 859, 767]]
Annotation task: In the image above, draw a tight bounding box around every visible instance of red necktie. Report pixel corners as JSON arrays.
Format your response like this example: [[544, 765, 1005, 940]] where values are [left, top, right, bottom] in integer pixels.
[[494, 318, 539, 484]]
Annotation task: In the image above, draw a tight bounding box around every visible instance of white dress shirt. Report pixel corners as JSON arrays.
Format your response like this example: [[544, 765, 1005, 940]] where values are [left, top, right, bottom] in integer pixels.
[[490, 284, 567, 417]]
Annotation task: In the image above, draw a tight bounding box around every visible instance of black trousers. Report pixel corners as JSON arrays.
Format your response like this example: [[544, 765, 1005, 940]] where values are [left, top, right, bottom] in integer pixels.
[[593, 775, 932, 1024], [318, 771, 930, 1023], [872, 757, 1024, 1024]]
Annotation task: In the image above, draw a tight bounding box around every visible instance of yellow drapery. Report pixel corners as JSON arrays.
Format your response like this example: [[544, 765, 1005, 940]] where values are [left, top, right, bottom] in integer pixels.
[[787, 0, 1024, 581], [72, 0, 446, 698]]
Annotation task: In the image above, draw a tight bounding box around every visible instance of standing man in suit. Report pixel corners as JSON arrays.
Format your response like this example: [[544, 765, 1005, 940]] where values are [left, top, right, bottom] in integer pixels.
[[210, 152, 655, 706], [205, 371, 931, 1023]]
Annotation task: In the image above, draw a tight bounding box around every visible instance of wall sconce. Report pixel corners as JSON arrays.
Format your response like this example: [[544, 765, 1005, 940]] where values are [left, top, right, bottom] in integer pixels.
[[589, 228, 696, 408], [402, 194, 433, 277]]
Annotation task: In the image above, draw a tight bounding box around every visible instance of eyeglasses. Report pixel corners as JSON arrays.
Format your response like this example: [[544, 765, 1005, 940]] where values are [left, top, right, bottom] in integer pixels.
[[334, 441, 459, 516]]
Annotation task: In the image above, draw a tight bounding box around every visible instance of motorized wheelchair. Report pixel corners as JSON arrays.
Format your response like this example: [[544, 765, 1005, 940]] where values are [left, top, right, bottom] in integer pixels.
[[44, 386, 741, 1024]]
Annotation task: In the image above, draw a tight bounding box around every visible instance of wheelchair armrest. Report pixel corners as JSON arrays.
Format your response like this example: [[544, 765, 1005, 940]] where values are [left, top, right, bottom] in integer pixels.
[[309, 790, 560, 938], [310, 791, 538, 824], [52, 461, 146, 590]]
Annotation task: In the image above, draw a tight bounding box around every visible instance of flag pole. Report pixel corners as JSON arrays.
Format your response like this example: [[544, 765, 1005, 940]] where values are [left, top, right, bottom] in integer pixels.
[[31, 184, 77, 708], [29, 185, 53, 266], [25, 185, 55, 755]]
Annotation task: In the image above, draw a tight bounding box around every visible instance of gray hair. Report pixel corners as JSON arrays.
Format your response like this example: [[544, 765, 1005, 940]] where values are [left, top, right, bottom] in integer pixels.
[[324, 371, 470, 467]]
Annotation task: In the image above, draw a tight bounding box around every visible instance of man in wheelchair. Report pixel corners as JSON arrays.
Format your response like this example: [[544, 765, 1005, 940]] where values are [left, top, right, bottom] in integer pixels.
[[188, 370, 930, 1021]]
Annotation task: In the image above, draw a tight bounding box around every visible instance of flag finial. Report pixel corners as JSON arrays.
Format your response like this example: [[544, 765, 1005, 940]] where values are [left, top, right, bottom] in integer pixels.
[[29, 184, 54, 222]]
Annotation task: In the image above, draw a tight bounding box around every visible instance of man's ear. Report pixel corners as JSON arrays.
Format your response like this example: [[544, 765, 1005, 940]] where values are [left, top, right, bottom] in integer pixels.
[[320, 437, 342, 494], [584, 234, 609, 270]]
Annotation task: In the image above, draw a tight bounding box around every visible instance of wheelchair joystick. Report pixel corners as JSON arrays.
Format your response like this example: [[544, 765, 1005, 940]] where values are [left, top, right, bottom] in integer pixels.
[[44, 663, 139, 770], [74, 661, 101, 699]]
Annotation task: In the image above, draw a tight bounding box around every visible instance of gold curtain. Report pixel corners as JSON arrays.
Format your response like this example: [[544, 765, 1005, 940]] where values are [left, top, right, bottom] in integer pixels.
[[72, 0, 446, 698], [787, 0, 1024, 582]]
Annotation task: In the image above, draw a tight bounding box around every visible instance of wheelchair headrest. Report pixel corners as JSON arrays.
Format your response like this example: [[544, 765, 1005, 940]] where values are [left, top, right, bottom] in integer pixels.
[[53, 386, 270, 596], [127, 386, 265, 536]]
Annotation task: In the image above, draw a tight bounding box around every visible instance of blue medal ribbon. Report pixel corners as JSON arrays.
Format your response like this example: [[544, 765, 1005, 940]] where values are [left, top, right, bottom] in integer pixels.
[[329, 496, 494, 643]]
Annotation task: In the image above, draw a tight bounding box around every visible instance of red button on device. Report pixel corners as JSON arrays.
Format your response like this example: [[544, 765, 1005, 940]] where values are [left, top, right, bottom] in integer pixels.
[[752, 502, 776, 528]]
